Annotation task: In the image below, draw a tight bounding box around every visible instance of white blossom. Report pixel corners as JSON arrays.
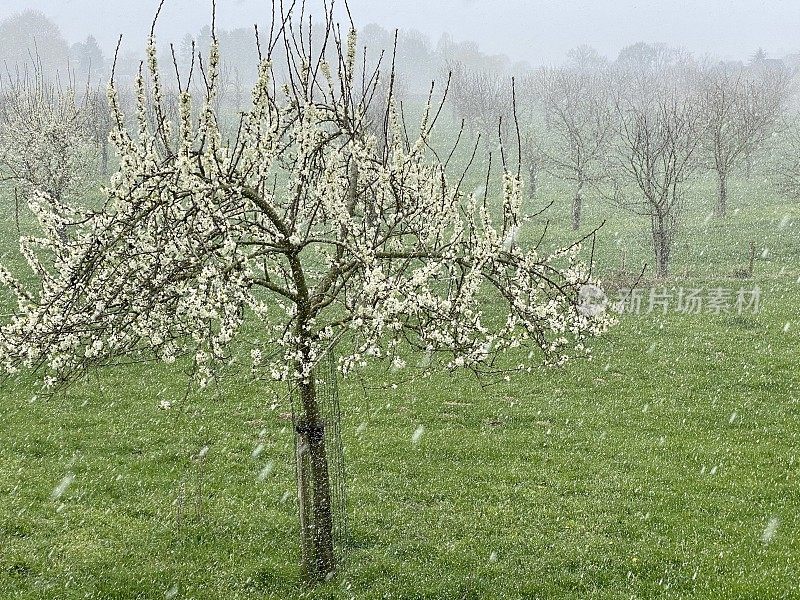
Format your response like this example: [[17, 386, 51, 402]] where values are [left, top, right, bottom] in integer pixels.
[[0, 15, 612, 393]]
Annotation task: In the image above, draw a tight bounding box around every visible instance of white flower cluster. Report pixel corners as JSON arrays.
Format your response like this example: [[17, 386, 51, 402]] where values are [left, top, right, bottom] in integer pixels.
[[0, 77, 99, 208], [0, 28, 613, 389]]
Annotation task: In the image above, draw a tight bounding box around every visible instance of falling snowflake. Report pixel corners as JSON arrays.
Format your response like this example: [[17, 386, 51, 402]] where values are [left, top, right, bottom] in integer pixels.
[[411, 425, 425, 445], [762, 517, 779, 544], [257, 460, 275, 481], [51, 473, 74, 500]]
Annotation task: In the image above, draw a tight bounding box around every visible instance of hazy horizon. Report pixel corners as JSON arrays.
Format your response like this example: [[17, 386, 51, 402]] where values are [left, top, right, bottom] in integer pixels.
[[1, 0, 797, 66]]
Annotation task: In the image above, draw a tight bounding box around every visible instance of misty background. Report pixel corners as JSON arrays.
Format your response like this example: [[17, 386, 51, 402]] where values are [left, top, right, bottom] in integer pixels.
[[1, 0, 799, 69], [0, 0, 796, 252]]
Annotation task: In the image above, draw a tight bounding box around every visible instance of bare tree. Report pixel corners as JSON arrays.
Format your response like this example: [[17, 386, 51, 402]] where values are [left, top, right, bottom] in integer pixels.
[[771, 117, 800, 199], [565, 45, 608, 73], [613, 92, 704, 277], [0, 2, 612, 585], [536, 67, 614, 229], [447, 60, 513, 146], [613, 42, 699, 110], [517, 125, 541, 198], [700, 68, 790, 216], [83, 86, 115, 174], [448, 64, 546, 202]]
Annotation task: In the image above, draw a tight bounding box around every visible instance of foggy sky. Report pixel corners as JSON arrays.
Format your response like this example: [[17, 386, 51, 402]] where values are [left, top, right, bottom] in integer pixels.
[[2, 0, 799, 65]]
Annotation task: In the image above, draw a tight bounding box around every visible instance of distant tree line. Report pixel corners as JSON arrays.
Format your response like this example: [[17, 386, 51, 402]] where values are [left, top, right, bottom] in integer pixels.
[[447, 42, 796, 277], [1, 9, 799, 279]]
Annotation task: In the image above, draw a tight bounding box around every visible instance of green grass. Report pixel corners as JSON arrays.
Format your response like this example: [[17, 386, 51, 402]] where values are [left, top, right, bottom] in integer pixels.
[[2, 173, 800, 598]]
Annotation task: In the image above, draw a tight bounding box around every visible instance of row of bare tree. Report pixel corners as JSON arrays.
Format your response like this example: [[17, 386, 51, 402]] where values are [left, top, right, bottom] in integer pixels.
[[447, 55, 793, 276], [1, 17, 796, 281]]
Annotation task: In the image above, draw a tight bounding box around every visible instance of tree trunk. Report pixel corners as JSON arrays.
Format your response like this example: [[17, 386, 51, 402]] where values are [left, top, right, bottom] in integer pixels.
[[653, 214, 670, 278], [295, 374, 337, 583], [101, 140, 109, 175], [657, 241, 669, 278], [571, 192, 582, 231], [527, 161, 537, 199], [714, 170, 727, 217]]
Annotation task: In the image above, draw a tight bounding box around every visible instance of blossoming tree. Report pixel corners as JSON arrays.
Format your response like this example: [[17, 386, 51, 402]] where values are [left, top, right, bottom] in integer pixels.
[[0, 73, 99, 210], [0, 2, 612, 583]]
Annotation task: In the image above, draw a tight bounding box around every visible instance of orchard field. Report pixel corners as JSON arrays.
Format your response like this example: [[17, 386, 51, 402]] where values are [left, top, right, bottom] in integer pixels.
[[1, 1, 800, 598], [1, 171, 799, 599]]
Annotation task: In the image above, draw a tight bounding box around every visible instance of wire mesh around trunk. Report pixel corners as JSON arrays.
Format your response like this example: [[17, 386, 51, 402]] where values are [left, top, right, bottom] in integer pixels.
[[289, 351, 348, 571]]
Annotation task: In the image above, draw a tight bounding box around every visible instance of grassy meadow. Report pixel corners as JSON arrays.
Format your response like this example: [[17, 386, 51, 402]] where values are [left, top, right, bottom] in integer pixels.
[[1, 164, 800, 600]]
